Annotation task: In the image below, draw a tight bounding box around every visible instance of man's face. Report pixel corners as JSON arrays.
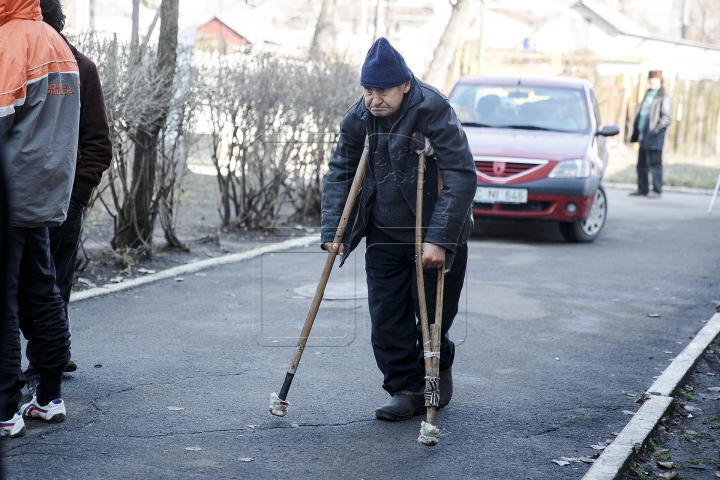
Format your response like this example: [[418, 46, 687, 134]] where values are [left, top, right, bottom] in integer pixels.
[[649, 78, 662, 90], [363, 81, 411, 118]]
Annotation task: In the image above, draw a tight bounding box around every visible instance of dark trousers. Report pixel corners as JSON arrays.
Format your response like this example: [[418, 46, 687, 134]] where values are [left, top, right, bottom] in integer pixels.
[[637, 147, 663, 194], [0, 227, 70, 418], [365, 224, 468, 396], [25, 198, 83, 378]]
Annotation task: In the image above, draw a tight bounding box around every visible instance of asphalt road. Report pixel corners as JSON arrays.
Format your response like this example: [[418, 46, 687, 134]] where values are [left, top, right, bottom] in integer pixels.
[[3, 189, 719, 479]]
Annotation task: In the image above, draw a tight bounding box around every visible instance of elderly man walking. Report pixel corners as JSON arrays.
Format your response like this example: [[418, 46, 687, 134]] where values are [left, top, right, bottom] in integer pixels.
[[321, 38, 476, 421], [630, 70, 672, 198]]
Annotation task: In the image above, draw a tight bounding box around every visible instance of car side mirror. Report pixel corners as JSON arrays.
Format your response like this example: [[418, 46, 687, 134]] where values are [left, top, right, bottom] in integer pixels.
[[596, 125, 620, 137]]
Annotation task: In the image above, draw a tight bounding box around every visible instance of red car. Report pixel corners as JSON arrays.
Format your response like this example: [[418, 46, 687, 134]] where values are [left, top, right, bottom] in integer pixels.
[[449, 76, 620, 242]]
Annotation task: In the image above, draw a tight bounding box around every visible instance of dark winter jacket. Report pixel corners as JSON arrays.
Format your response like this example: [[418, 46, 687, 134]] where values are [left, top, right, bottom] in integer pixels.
[[631, 86, 672, 151], [64, 37, 112, 207], [321, 76, 476, 269]]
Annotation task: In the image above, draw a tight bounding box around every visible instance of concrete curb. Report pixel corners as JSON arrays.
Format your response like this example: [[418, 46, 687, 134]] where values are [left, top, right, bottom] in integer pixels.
[[583, 313, 720, 479], [604, 182, 714, 196], [69, 235, 320, 303]]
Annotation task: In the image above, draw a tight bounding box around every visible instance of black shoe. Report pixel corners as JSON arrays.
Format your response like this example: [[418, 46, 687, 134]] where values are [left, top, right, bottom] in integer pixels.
[[439, 367, 453, 408], [64, 360, 77, 373], [375, 390, 426, 421]]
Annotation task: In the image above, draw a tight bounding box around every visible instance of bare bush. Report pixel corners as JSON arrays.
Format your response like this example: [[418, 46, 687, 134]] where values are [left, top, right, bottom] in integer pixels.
[[200, 53, 358, 230], [70, 33, 198, 253]]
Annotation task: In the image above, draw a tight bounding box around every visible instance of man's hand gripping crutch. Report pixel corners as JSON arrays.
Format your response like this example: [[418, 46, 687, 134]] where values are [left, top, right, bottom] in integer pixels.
[[411, 134, 446, 447]]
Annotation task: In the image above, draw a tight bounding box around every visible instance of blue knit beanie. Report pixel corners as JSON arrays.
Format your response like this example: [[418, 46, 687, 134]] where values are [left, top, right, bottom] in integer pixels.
[[360, 37, 413, 89]]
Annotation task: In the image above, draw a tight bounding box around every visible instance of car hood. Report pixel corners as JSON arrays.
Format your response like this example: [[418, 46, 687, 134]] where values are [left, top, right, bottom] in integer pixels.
[[464, 127, 591, 162]]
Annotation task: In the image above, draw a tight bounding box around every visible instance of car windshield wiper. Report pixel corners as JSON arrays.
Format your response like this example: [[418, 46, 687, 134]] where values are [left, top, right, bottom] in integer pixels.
[[495, 125, 560, 132], [460, 122, 494, 128]]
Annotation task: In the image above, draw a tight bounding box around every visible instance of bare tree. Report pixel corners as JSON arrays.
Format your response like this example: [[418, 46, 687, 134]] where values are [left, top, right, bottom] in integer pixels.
[[114, 0, 180, 250], [310, 0, 337, 58], [69, 26, 196, 258], [424, 0, 475, 89]]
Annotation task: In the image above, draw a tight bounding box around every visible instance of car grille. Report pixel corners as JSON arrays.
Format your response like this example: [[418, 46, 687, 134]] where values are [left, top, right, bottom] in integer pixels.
[[475, 161, 537, 178], [498, 201, 552, 212]]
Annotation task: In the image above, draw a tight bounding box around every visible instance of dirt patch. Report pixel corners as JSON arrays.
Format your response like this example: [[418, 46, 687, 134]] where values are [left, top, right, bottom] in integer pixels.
[[624, 335, 720, 480], [74, 171, 319, 292]]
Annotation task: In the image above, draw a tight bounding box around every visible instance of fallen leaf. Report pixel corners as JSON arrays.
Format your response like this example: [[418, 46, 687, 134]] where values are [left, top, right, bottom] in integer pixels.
[[591, 453, 601, 459], [684, 385, 694, 392], [229, 293, 236, 297], [174, 277, 184, 282], [110, 276, 124, 283], [715, 472, 720, 478], [647, 313, 661, 318], [579, 457, 595, 464], [708, 387, 720, 392], [551, 460, 570, 466], [708, 372, 717, 376], [684, 406, 701, 412], [623, 410, 637, 415], [239, 458, 253, 462], [555, 357, 560, 361], [94, 364, 102, 368], [590, 444, 605, 450], [185, 447, 202, 451], [167, 406, 185, 411], [78, 278, 97, 287], [688, 413, 694, 418], [137, 268, 156, 275], [656, 461, 674, 469], [663, 351, 673, 354], [247, 425, 259, 429], [662, 473, 679, 479], [611, 432, 620, 436], [290, 423, 299, 428]]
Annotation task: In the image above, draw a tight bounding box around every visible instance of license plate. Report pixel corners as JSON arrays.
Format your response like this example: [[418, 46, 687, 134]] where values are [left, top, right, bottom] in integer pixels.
[[474, 187, 528, 204]]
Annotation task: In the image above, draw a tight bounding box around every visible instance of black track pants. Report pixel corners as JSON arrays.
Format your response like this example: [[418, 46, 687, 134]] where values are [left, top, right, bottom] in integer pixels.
[[0, 227, 70, 418]]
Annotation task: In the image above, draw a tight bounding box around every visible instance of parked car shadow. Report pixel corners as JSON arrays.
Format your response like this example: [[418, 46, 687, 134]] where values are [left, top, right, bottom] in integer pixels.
[[470, 219, 567, 244]]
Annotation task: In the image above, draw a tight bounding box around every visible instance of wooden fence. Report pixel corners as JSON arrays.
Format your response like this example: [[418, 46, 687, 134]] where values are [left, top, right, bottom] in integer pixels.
[[595, 75, 720, 156]]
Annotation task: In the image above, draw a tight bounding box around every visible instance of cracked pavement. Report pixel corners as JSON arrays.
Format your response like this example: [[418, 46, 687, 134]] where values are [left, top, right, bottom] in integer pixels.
[[3, 190, 719, 479]]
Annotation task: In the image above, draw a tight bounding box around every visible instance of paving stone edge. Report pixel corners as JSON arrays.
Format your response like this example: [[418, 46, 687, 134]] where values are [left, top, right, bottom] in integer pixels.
[[69, 235, 321, 303], [582, 312, 720, 480]]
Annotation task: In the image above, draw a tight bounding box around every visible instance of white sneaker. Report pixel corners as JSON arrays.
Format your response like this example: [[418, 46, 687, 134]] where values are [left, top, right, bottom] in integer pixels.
[[1, 412, 26, 438], [21, 396, 66, 423]]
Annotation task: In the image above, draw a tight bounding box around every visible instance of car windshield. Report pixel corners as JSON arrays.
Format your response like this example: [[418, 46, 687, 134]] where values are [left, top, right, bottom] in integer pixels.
[[449, 84, 591, 134]]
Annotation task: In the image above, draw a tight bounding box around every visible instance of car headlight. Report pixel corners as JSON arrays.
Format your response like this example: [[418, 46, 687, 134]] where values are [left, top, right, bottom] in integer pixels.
[[548, 159, 591, 179]]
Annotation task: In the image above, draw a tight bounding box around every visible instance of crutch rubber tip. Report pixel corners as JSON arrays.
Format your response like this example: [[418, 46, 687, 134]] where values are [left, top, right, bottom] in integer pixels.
[[417, 421, 440, 446], [269, 393, 289, 417]]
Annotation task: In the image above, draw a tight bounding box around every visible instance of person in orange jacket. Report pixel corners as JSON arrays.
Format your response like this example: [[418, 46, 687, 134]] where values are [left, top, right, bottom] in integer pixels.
[[0, 0, 80, 438]]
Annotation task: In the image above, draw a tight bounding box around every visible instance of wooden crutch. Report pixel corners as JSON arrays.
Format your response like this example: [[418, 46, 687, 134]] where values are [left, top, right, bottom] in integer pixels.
[[270, 144, 370, 417], [414, 149, 446, 447]]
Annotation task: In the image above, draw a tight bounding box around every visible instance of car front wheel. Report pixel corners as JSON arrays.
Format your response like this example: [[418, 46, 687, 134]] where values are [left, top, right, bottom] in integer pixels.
[[559, 185, 607, 243]]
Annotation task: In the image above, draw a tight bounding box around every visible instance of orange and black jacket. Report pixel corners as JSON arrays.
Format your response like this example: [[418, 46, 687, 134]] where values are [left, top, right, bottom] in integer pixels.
[[0, 0, 80, 227]]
